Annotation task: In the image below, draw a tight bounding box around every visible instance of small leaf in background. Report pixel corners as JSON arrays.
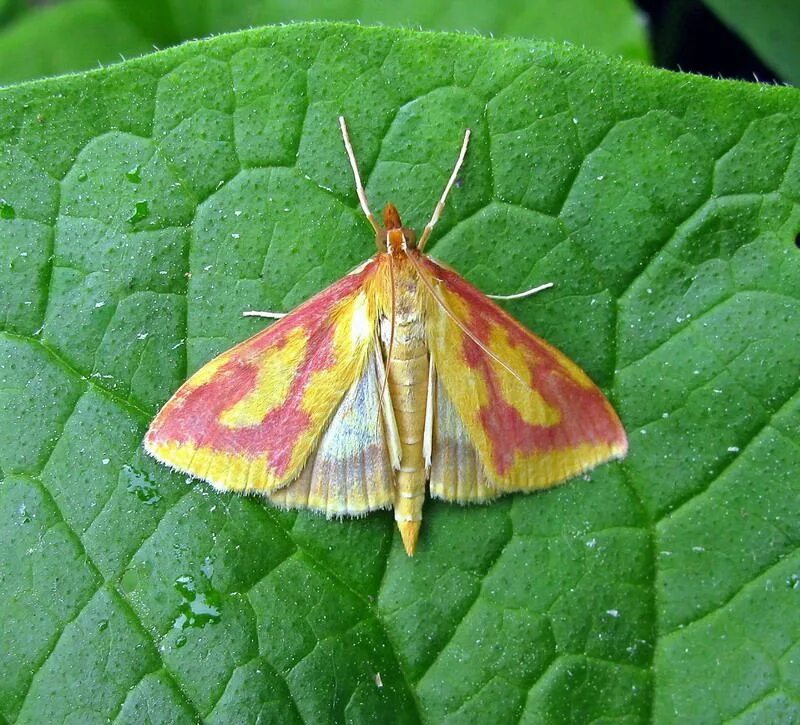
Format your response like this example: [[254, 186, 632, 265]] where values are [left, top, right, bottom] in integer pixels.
[[0, 20, 798, 725], [0, 0, 649, 86], [0, 0, 153, 85], [702, 0, 800, 85]]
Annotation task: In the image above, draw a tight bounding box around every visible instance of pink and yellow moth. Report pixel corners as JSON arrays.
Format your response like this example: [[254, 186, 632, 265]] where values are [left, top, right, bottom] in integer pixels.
[[145, 117, 628, 556]]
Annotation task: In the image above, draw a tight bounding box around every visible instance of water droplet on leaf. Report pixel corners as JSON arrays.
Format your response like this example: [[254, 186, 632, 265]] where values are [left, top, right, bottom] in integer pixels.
[[128, 200, 149, 224], [0, 199, 16, 219]]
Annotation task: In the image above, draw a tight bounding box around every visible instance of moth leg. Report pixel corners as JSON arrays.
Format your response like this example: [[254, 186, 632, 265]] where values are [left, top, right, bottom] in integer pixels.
[[487, 282, 554, 301], [423, 355, 435, 473], [373, 343, 401, 470], [242, 310, 287, 319]]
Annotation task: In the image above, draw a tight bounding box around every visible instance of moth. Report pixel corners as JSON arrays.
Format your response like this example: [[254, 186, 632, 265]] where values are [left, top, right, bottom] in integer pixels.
[[145, 117, 627, 556]]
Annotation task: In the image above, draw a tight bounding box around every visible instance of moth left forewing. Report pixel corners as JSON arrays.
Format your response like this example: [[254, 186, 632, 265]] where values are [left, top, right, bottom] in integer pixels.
[[144, 262, 380, 494], [422, 257, 627, 496]]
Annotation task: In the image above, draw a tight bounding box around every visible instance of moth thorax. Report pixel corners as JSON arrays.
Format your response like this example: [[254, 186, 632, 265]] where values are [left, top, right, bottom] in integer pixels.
[[380, 309, 424, 346]]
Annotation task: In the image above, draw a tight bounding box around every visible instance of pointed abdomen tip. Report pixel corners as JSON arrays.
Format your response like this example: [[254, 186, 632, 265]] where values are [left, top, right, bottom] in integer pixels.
[[398, 520, 420, 556]]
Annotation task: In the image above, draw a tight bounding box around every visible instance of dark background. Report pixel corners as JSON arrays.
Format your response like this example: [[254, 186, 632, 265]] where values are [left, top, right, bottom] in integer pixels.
[[638, 0, 779, 83]]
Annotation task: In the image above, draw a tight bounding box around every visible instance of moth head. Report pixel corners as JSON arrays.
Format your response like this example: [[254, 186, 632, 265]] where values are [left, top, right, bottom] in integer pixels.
[[381, 202, 417, 254]]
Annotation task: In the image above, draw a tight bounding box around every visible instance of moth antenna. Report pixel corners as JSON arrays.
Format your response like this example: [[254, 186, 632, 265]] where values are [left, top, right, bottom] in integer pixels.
[[487, 282, 554, 301], [242, 310, 287, 319], [404, 250, 528, 388], [418, 128, 471, 251], [339, 116, 381, 235]]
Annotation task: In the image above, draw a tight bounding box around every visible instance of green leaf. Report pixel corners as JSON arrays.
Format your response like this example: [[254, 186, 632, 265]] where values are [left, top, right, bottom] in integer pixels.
[[0, 0, 24, 29], [1, 22, 799, 723], [0, 0, 648, 86], [703, 0, 800, 86]]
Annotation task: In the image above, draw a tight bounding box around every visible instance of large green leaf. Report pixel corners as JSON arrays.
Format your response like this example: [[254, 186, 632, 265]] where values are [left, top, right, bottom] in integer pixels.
[[0, 0, 648, 86], [1, 22, 798, 723]]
